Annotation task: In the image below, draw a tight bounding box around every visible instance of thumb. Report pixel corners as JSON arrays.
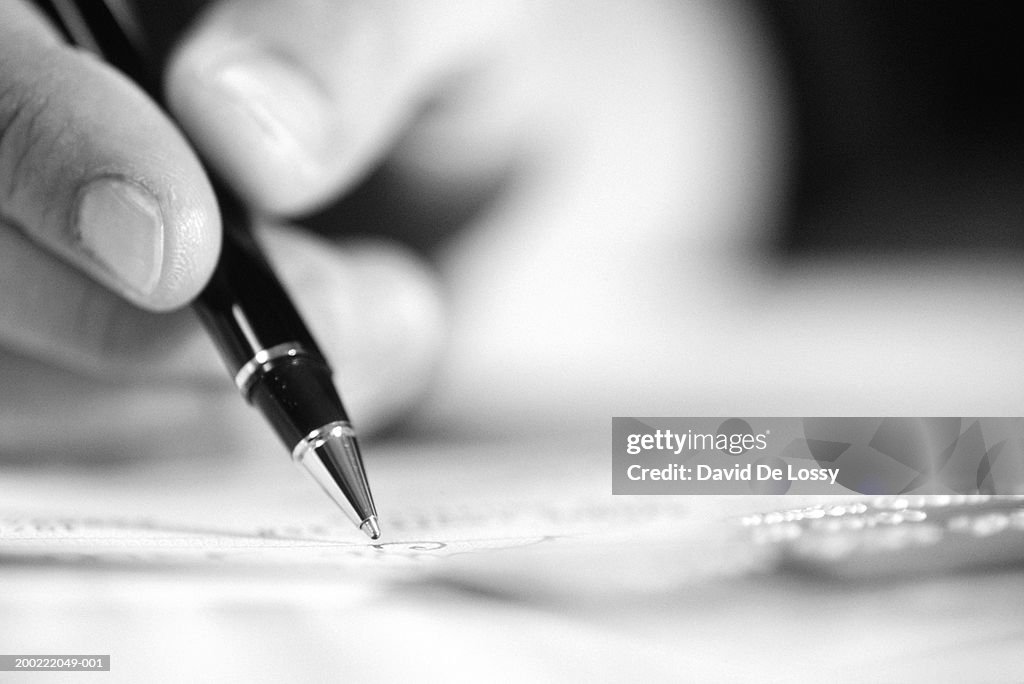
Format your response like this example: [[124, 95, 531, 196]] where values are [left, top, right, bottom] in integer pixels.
[[0, 1, 219, 312]]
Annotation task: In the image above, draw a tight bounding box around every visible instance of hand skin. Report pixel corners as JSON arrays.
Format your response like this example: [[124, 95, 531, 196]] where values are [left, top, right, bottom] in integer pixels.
[[4, 1, 1011, 461]]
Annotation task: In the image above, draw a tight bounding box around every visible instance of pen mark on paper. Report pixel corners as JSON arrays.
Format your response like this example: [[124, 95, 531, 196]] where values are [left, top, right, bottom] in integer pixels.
[[0, 513, 566, 570]]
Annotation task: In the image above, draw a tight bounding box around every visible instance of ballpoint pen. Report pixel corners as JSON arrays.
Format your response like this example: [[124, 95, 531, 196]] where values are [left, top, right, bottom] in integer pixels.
[[35, 0, 381, 539]]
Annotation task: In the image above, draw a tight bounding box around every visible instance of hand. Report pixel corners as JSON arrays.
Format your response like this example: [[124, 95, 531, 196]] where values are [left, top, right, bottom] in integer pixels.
[[0, 0, 802, 458], [0, 0, 453, 457]]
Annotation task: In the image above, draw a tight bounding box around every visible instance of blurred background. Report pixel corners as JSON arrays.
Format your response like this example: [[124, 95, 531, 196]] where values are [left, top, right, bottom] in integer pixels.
[[289, 2, 1024, 253], [764, 1, 1024, 255]]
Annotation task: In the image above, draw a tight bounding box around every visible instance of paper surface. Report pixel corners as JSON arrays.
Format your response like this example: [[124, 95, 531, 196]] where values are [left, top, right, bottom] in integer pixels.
[[0, 438, 773, 582], [2, 438, 1023, 683]]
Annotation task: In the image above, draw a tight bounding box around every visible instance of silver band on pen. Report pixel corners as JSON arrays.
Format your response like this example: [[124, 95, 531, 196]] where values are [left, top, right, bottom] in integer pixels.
[[291, 420, 356, 463], [234, 342, 317, 396]]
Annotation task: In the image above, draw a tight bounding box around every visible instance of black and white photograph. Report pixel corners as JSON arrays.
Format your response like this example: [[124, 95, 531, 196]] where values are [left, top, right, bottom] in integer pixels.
[[0, 1, 1022, 681]]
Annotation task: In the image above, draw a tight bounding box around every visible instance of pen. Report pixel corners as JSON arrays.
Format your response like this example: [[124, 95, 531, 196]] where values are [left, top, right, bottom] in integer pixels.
[[35, 0, 381, 539]]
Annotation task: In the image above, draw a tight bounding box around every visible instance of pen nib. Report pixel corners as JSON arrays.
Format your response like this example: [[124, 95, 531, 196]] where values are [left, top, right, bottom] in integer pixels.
[[293, 421, 378, 536], [360, 516, 381, 540]]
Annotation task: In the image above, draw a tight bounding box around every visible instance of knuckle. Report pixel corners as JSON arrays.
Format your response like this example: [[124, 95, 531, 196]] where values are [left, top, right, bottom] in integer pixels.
[[0, 45, 73, 215], [0, 80, 51, 206]]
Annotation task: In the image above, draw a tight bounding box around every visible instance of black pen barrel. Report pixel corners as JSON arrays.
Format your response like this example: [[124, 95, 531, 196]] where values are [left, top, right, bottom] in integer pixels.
[[193, 186, 325, 373], [193, 185, 341, 450]]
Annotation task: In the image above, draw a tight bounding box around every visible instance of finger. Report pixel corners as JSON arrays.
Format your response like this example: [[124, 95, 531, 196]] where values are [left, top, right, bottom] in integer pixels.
[[166, 0, 521, 214], [0, 1, 219, 311]]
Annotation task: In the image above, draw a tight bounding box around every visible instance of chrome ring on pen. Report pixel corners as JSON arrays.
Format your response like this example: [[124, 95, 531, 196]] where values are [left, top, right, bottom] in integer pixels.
[[233, 342, 317, 396], [291, 421, 357, 463]]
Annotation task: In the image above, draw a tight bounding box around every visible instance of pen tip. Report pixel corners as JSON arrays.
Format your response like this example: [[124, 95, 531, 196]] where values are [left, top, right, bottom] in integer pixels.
[[294, 421, 378, 538], [360, 516, 381, 540]]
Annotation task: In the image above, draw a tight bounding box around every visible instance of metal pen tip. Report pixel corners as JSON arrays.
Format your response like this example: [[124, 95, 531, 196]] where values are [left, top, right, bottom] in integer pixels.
[[360, 516, 381, 540], [293, 421, 378, 537]]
